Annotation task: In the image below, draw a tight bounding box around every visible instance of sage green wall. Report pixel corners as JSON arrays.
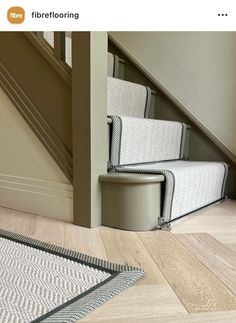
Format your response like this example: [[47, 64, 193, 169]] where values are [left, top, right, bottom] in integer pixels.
[[0, 88, 69, 182], [110, 32, 236, 157], [0, 88, 73, 222]]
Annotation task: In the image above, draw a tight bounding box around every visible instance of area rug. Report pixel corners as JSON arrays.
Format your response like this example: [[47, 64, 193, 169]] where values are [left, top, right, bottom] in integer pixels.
[[0, 228, 144, 322]]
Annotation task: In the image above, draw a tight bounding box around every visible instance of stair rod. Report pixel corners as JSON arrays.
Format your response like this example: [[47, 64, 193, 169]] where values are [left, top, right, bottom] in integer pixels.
[[151, 89, 156, 95]]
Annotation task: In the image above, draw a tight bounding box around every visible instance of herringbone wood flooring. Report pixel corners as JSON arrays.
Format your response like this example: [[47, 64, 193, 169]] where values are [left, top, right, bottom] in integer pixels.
[[0, 200, 236, 322]]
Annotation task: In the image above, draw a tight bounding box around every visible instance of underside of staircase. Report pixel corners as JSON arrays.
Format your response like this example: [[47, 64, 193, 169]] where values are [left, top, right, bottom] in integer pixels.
[[0, 31, 235, 230]]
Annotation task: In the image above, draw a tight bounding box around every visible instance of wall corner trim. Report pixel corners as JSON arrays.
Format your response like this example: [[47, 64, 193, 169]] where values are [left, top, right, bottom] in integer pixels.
[[0, 174, 73, 222]]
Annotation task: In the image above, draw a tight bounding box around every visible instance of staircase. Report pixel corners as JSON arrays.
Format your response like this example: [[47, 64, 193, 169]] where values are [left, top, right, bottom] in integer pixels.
[[0, 32, 234, 230], [107, 37, 227, 228], [104, 60, 228, 228]]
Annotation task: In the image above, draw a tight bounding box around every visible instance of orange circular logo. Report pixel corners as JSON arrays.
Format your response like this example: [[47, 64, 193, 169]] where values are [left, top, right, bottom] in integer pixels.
[[7, 7, 25, 24]]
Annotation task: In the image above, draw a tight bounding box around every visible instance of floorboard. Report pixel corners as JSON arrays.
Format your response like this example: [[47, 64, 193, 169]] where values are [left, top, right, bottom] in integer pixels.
[[64, 223, 107, 259], [138, 231, 236, 313], [100, 226, 167, 285], [81, 285, 187, 322], [227, 244, 236, 253], [210, 231, 236, 245], [82, 310, 236, 323], [0, 201, 236, 322], [176, 233, 236, 295], [32, 215, 66, 247], [171, 200, 236, 233], [0, 206, 36, 236]]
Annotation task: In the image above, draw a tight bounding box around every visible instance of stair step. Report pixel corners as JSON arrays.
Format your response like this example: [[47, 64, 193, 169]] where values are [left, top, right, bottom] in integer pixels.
[[109, 116, 227, 227], [107, 78, 151, 118]]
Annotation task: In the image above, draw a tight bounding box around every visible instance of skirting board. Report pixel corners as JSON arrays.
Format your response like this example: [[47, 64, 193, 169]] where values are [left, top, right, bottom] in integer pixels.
[[0, 174, 73, 222]]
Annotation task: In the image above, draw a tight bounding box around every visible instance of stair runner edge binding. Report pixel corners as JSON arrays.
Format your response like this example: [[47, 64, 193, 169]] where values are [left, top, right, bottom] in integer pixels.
[[109, 116, 228, 227]]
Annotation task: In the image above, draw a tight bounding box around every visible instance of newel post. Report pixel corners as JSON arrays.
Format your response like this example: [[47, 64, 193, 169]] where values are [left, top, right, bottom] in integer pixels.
[[72, 32, 107, 227]]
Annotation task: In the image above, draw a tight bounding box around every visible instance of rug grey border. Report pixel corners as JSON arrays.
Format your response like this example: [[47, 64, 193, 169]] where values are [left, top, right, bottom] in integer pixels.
[[0, 228, 144, 323]]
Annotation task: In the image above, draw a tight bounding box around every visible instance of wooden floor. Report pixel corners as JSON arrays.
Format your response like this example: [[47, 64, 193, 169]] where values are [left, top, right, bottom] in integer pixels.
[[0, 200, 236, 322]]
